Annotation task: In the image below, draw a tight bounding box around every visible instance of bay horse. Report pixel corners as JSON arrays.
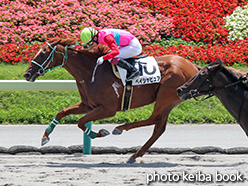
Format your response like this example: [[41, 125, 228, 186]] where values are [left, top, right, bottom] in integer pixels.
[[177, 58, 248, 137], [23, 38, 203, 163]]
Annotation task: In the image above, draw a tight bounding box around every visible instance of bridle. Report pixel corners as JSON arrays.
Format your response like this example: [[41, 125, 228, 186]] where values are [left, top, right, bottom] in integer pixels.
[[31, 42, 68, 75], [189, 66, 247, 101]]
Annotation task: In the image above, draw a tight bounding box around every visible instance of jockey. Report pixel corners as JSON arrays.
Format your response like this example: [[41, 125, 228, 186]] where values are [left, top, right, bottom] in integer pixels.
[[80, 27, 142, 81]]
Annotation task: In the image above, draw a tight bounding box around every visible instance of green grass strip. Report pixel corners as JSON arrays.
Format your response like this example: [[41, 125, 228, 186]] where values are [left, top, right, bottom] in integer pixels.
[[0, 63, 239, 124]]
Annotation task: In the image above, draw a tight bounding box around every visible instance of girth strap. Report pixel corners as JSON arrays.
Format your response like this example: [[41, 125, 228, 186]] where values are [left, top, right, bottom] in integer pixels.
[[121, 81, 133, 111]]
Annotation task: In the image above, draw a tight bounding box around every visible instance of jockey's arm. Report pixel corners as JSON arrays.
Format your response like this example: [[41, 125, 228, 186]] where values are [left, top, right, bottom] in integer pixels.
[[102, 34, 120, 60]]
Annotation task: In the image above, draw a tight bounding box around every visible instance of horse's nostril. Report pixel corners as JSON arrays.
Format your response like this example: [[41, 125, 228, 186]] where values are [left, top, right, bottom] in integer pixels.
[[23, 72, 31, 79], [177, 87, 182, 94]]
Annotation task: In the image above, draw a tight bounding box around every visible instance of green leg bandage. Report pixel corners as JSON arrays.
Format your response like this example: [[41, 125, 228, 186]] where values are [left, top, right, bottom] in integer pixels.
[[84, 127, 97, 139], [46, 118, 59, 134]]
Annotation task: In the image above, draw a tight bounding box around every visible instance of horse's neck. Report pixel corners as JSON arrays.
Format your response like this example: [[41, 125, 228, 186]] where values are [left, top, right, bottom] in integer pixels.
[[214, 73, 243, 122], [64, 49, 97, 82], [215, 90, 240, 121]]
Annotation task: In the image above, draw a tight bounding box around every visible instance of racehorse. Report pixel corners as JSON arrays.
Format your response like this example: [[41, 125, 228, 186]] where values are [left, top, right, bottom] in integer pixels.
[[177, 58, 248, 137], [23, 37, 202, 163]]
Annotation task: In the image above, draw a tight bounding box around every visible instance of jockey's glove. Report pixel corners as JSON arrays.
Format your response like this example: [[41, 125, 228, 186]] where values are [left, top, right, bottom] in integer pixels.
[[96, 56, 104, 65]]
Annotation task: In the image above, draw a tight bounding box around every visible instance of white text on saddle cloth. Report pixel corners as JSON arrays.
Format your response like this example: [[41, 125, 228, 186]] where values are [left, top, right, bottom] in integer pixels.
[[117, 56, 161, 86], [132, 56, 161, 86]]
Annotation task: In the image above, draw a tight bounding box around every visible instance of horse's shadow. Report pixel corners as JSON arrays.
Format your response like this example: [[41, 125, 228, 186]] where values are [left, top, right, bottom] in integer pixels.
[[43, 161, 246, 169], [42, 154, 247, 169], [45, 161, 179, 169], [4, 154, 247, 169], [4, 160, 245, 169]]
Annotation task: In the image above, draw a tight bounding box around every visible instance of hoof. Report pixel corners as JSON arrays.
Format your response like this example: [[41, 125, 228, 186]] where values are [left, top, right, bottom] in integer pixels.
[[126, 157, 136, 164], [112, 128, 122, 135], [41, 137, 50, 146], [99, 129, 110, 137]]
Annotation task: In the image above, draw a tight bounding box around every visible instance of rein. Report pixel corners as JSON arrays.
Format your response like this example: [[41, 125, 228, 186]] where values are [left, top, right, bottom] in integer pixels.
[[191, 67, 246, 101], [31, 42, 69, 75]]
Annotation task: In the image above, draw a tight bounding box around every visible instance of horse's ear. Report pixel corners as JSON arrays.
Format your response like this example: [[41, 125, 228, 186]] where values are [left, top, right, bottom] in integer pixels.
[[215, 58, 223, 64], [48, 38, 62, 46], [208, 58, 223, 71]]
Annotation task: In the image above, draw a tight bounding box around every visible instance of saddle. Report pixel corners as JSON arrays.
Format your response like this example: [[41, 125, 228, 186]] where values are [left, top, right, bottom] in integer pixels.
[[111, 55, 147, 79]]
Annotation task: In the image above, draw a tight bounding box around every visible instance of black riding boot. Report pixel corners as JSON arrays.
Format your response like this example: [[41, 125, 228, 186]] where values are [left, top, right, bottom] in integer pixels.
[[117, 58, 139, 80]]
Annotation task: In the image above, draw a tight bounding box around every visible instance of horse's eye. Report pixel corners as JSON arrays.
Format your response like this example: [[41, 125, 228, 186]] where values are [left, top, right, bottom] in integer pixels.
[[200, 69, 207, 75]]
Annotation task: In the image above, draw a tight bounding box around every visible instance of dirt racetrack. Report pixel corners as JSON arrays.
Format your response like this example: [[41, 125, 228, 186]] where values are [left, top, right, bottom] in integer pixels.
[[1, 153, 248, 186], [1, 124, 248, 185]]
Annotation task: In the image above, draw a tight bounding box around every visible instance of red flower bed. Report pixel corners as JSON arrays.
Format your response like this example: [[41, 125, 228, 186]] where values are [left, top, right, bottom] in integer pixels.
[[3, 40, 247, 66], [0, 0, 248, 65], [135, 0, 248, 44], [142, 39, 248, 66], [0, 43, 41, 64]]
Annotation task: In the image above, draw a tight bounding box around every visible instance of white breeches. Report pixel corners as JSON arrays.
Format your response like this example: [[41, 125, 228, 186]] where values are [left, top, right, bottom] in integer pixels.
[[116, 37, 142, 59]]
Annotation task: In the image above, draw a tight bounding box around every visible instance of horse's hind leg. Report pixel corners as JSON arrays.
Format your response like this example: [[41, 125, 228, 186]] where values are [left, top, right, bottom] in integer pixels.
[[113, 95, 168, 134], [127, 101, 181, 163], [113, 98, 182, 134], [239, 123, 248, 137], [127, 122, 166, 163], [113, 109, 161, 135], [41, 101, 91, 146]]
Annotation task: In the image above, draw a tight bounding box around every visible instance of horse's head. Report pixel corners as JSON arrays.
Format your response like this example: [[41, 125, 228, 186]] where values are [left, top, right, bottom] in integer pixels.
[[23, 38, 108, 82], [177, 58, 224, 100], [23, 39, 69, 82]]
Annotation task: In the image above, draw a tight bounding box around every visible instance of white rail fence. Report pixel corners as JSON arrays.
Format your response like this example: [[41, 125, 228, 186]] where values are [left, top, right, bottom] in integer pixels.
[[0, 80, 92, 154], [0, 80, 77, 91]]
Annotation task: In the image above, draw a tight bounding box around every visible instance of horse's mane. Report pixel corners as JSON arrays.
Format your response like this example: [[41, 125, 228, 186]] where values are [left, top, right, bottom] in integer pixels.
[[48, 37, 109, 57], [209, 58, 248, 80], [209, 58, 239, 81], [208, 58, 248, 90], [222, 65, 239, 81], [222, 63, 248, 91]]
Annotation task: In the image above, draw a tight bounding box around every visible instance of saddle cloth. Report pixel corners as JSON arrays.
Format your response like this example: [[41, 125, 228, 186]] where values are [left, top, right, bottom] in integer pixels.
[[111, 56, 161, 111], [112, 56, 161, 86]]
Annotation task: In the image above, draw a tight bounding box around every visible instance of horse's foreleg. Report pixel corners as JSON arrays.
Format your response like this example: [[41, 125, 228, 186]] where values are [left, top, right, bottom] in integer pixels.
[[41, 118, 59, 146], [41, 101, 91, 146], [77, 105, 116, 139]]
